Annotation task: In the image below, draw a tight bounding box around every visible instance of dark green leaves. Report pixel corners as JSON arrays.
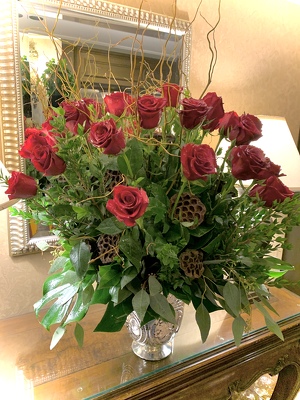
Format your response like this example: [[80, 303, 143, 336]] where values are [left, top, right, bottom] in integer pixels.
[[94, 300, 133, 332], [70, 241, 91, 279]]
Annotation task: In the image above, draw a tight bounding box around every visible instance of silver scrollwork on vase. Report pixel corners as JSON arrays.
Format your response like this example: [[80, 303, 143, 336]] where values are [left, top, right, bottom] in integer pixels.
[[126, 295, 184, 361]]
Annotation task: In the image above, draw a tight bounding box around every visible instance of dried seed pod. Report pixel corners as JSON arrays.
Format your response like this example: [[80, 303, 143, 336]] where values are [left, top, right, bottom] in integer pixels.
[[97, 234, 120, 264], [104, 169, 124, 193], [170, 192, 206, 229], [179, 249, 204, 279]]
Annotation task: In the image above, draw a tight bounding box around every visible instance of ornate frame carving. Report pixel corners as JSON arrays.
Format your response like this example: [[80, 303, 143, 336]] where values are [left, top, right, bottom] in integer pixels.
[[0, 0, 191, 256]]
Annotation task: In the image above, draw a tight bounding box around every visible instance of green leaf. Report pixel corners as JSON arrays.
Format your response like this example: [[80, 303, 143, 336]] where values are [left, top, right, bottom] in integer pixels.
[[195, 303, 211, 343], [132, 289, 150, 322], [119, 234, 144, 269], [253, 300, 284, 341], [41, 298, 72, 330], [99, 265, 121, 288], [43, 273, 66, 295], [36, 240, 50, 252], [97, 217, 124, 235], [149, 293, 176, 324], [34, 283, 72, 315], [50, 326, 66, 350], [49, 256, 70, 274], [148, 275, 162, 296], [118, 138, 143, 178], [63, 289, 91, 325], [94, 300, 133, 332], [90, 287, 111, 304], [70, 242, 91, 279], [223, 282, 241, 317], [72, 205, 89, 219], [121, 267, 138, 289], [232, 315, 247, 346], [201, 234, 221, 254], [74, 323, 84, 347]]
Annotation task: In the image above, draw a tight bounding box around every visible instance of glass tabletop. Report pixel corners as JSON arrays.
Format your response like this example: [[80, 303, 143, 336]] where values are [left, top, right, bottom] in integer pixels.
[[1, 287, 300, 399]]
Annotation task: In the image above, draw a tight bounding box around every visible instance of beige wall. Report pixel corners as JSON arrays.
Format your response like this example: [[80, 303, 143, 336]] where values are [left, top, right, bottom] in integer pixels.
[[1, 0, 300, 319]]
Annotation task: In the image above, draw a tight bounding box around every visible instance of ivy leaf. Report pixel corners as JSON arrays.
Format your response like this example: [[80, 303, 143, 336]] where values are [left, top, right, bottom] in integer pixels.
[[195, 303, 211, 343], [72, 205, 89, 219], [70, 241, 91, 279], [149, 293, 176, 324], [90, 287, 111, 304], [121, 266, 138, 289], [232, 315, 247, 347], [132, 289, 150, 322], [223, 282, 241, 317], [97, 217, 124, 235], [99, 265, 121, 288]]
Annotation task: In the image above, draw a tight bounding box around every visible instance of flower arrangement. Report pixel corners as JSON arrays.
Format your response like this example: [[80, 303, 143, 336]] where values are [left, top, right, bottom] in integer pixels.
[[2, 83, 300, 348]]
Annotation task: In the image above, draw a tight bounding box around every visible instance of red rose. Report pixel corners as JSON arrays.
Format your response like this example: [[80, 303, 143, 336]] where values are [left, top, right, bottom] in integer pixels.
[[179, 97, 208, 130], [162, 83, 182, 107], [219, 111, 240, 136], [249, 176, 294, 207], [202, 92, 224, 132], [104, 92, 135, 117], [229, 145, 281, 180], [5, 171, 37, 200], [137, 95, 167, 129], [19, 132, 66, 176], [88, 118, 126, 155], [61, 98, 102, 134], [181, 143, 217, 181], [219, 112, 262, 145], [106, 185, 149, 227]]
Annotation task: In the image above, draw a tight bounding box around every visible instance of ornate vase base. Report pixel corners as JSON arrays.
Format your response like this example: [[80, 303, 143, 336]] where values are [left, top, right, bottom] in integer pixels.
[[131, 339, 174, 361]]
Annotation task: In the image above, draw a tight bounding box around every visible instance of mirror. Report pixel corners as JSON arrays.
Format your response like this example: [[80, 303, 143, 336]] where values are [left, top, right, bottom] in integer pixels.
[[0, 0, 191, 256]]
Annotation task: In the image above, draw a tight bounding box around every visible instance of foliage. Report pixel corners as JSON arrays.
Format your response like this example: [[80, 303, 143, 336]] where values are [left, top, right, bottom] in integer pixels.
[[6, 86, 300, 349]]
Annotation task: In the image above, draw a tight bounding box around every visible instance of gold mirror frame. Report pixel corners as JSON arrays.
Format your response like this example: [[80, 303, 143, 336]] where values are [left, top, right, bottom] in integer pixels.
[[0, 0, 191, 256]]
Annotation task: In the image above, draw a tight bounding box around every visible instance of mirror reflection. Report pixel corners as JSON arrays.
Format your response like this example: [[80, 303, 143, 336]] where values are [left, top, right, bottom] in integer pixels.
[[18, 1, 186, 128], [5, 0, 190, 255]]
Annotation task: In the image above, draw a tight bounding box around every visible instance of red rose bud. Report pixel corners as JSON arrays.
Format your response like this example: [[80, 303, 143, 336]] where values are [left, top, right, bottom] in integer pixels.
[[162, 83, 183, 107], [104, 92, 135, 117], [249, 176, 294, 207], [219, 111, 240, 137], [61, 98, 102, 134], [179, 97, 208, 130], [5, 171, 37, 200], [88, 118, 126, 155], [181, 143, 217, 181], [229, 145, 281, 180], [137, 95, 167, 129], [202, 92, 224, 132], [219, 112, 262, 145], [106, 185, 149, 227], [19, 132, 66, 176]]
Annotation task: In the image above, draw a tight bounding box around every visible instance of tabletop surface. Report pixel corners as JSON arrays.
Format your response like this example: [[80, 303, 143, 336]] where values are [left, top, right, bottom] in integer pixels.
[[0, 287, 300, 399]]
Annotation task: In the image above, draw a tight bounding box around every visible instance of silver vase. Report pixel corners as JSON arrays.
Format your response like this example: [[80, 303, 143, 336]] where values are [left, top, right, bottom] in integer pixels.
[[126, 294, 184, 361]]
